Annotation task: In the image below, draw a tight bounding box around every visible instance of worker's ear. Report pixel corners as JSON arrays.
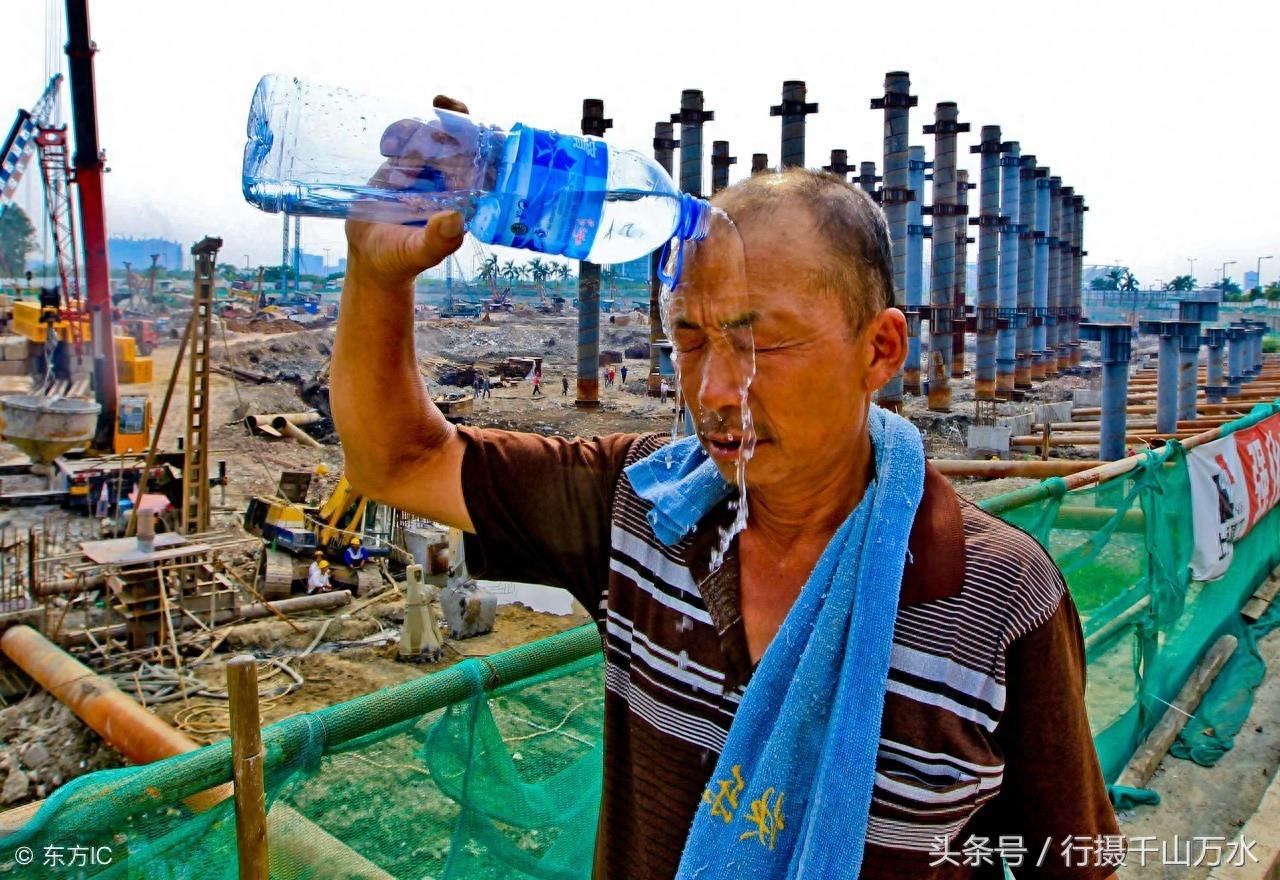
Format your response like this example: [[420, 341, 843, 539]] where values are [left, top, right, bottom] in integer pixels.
[[861, 307, 908, 392]]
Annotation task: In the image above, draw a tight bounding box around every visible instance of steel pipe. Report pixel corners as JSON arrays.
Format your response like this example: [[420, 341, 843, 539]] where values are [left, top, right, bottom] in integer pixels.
[[648, 121, 678, 395], [1176, 322, 1201, 421], [996, 141, 1021, 399], [1203, 326, 1228, 403], [972, 125, 1003, 404], [926, 102, 965, 410], [1015, 154, 1036, 389], [1080, 323, 1133, 461], [1057, 185, 1076, 373], [873, 72, 916, 411], [576, 99, 612, 409], [952, 169, 973, 379], [710, 140, 736, 195], [1045, 176, 1063, 376], [1032, 166, 1052, 379], [1071, 195, 1087, 368], [772, 80, 816, 169], [905, 144, 929, 394], [673, 89, 712, 198]]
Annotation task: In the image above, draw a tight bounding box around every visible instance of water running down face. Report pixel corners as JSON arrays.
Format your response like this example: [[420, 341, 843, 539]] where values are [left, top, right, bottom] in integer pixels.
[[666, 194, 907, 502]]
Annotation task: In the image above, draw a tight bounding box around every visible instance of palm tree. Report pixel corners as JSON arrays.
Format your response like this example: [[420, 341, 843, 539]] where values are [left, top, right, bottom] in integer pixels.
[[553, 263, 571, 288], [528, 258, 549, 297], [1106, 267, 1125, 289], [1119, 272, 1140, 292], [477, 254, 499, 283]]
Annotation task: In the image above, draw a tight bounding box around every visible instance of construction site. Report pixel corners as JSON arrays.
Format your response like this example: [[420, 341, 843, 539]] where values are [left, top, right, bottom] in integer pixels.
[[0, 2, 1278, 879]]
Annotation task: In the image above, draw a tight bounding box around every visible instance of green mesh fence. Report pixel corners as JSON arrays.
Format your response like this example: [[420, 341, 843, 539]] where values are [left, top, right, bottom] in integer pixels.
[[4, 404, 1280, 877], [985, 399, 1280, 788], [0, 625, 604, 879]]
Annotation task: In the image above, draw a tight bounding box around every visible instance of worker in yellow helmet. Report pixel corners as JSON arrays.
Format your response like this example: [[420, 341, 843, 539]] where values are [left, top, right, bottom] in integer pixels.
[[307, 555, 332, 594], [343, 535, 369, 570]]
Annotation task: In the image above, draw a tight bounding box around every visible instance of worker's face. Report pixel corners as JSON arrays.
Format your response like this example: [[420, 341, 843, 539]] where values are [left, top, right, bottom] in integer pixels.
[[666, 203, 906, 494]]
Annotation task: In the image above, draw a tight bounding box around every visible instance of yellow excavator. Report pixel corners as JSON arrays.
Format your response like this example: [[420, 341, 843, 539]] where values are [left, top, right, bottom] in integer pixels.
[[242, 470, 386, 598]]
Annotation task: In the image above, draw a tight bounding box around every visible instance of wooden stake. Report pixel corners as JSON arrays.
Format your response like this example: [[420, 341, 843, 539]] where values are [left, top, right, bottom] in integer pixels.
[[1115, 634, 1237, 791], [227, 655, 268, 880]]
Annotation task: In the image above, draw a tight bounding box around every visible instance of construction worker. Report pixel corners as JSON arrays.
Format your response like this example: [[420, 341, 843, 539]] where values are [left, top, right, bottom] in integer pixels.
[[307, 556, 331, 594], [335, 129, 1120, 879], [343, 536, 369, 569]]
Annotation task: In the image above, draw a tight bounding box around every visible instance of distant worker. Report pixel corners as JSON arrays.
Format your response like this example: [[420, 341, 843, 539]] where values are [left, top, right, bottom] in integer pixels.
[[532, 371, 543, 397], [472, 374, 483, 397], [343, 536, 369, 569], [561, 375, 569, 396], [481, 375, 492, 398], [620, 364, 628, 386], [307, 556, 332, 594], [659, 379, 670, 404]]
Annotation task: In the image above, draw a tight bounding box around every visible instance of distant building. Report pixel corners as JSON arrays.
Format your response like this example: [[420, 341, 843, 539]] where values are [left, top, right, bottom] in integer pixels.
[[610, 256, 650, 282], [109, 237, 184, 272], [297, 252, 325, 277]]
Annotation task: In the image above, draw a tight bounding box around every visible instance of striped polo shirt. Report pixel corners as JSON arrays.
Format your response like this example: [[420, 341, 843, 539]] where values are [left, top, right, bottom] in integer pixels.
[[459, 427, 1118, 879]]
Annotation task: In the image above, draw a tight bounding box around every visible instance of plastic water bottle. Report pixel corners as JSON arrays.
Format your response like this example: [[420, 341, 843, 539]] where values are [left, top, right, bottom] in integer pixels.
[[242, 74, 709, 264]]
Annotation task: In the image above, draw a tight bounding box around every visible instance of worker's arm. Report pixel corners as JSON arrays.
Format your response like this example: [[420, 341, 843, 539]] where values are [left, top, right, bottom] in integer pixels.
[[332, 208, 473, 530]]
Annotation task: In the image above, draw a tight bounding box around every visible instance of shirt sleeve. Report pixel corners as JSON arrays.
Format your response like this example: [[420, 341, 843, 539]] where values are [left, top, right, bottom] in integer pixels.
[[989, 592, 1122, 879], [457, 425, 639, 613]]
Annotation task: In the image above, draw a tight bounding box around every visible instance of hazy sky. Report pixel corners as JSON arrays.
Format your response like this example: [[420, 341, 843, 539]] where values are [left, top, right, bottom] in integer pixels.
[[4, 0, 1277, 287]]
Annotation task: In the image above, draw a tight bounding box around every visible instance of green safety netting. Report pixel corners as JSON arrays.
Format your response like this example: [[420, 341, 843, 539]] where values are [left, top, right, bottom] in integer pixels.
[[1, 625, 604, 879], [4, 401, 1280, 878], [985, 399, 1280, 791]]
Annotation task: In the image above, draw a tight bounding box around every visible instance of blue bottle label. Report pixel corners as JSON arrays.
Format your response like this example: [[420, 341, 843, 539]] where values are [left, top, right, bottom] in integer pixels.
[[469, 125, 608, 261]]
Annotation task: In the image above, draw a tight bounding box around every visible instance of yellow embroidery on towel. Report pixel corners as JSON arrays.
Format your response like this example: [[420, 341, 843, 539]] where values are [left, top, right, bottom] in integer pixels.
[[701, 764, 746, 823], [739, 787, 785, 850]]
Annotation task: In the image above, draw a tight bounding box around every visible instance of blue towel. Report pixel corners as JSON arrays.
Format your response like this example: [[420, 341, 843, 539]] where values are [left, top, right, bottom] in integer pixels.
[[624, 434, 734, 547], [628, 406, 924, 879]]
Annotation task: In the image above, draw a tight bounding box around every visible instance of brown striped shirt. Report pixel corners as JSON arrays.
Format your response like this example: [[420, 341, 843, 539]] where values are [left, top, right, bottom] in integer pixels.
[[458, 426, 1119, 879]]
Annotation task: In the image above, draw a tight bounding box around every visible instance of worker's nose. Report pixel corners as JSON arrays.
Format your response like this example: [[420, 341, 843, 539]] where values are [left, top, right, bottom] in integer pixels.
[[694, 341, 752, 415]]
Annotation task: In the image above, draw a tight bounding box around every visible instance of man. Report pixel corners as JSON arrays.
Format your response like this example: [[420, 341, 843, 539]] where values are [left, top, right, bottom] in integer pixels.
[[562, 375, 570, 396], [342, 536, 368, 570], [620, 364, 628, 386], [333, 167, 1118, 878], [307, 554, 331, 595], [532, 370, 543, 397]]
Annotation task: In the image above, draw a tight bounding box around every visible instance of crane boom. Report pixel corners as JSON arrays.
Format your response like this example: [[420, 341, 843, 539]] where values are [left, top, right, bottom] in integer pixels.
[[64, 0, 118, 449], [0, 75, 62, 205]]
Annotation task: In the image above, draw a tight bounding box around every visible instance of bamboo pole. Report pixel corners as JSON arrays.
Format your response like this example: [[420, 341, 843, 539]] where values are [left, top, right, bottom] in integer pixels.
[[1114, 634, 1237, 790], [932, 459, 1105, 479], [983, 401, 1280, 514], [228, 656, 268, 880]]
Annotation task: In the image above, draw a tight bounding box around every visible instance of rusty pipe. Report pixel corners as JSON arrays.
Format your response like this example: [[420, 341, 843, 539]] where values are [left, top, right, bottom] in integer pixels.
[[1072, 402, 1257, 418], [932, 459, 1104, 478], [0, 624, 393, 879], [277, 419, 322, 448], [1010, 431, 1199, 448], [32, 573, 108, 598]]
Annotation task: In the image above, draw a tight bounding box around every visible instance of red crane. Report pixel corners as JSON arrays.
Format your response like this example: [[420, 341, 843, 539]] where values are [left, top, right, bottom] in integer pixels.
[[63, 0, 118, 449]]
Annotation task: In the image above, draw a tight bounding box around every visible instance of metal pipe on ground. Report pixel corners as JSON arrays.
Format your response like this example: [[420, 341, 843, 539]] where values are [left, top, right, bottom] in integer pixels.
[[983, 402, 1280, 516], [904, 145, 929, 394], [931, 459, 1104, 478], [0, 624, 397, 879], [996, 140, 1021, 399], [576, 99, 613, 409], [971, 125, 1003, 408], [872, 72, 917, 412], [952, 169, 974, 379], [772, 80, 816, 169], [925, 102, 967, 410], [1015, 153, 1036, 390], [1071, 402, 1259, 418]]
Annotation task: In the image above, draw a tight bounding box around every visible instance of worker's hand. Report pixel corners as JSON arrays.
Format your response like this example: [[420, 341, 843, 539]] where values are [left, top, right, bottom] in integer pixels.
[[344, 96, 471, 288]]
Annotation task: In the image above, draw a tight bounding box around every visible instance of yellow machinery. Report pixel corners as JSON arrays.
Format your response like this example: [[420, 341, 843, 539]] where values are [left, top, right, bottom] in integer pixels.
[[243, 473, 383, 598], [114, 394, 151, 455]]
